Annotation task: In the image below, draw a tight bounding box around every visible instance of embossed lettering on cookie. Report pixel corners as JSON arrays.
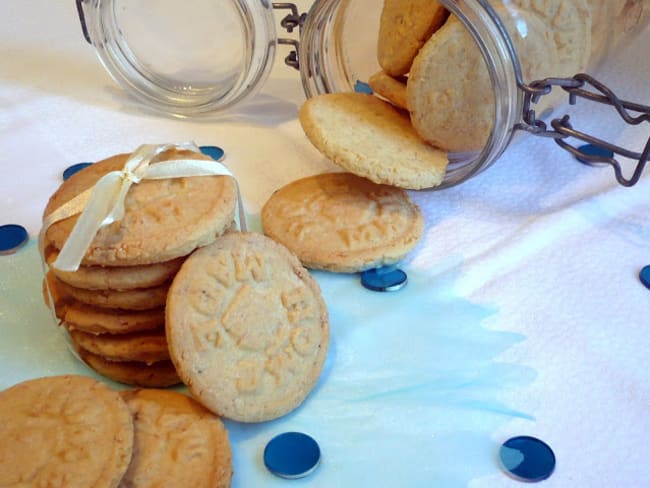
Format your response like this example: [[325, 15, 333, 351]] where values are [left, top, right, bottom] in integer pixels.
[[166, 232, 330, 423]]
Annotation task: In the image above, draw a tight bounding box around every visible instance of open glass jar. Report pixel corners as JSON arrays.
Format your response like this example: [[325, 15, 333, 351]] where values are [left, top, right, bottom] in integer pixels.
[[76, 0, 650, 188]]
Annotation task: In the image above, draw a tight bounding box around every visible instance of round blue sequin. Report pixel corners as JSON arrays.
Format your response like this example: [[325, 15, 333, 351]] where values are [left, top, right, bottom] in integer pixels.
[[639, 265, 650, 290], [199, 145, 225, 162], [499, 436, 556, 482], [576, 144, 614, 165], [361, 267, 407, 292], [354, 80, 373, 94], [0, 224, 29, 255], [62, 162, 93, 180], [263, 432, 321, 479]]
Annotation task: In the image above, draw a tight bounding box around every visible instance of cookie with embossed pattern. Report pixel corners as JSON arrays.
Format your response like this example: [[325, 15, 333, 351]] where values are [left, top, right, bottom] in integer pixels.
[[166, 232, 329, 422], [120, 389, 233, 488], [69, 328, 169, 364], [0, 374, 133, 488], [262, 172, 424, 272], [43, 148, 237, 266], [76, 348, 182, 388]]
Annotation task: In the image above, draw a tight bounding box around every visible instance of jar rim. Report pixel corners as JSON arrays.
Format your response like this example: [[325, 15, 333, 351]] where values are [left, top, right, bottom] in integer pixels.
[[81, 0, 278, 117]]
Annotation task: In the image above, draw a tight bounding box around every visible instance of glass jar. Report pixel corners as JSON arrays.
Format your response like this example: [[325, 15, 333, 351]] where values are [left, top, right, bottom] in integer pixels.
[[76, 0, 650, 188]]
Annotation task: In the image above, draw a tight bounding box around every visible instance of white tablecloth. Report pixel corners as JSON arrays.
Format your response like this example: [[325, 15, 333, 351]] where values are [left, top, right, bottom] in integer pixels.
[[1, 2, 648, 487]]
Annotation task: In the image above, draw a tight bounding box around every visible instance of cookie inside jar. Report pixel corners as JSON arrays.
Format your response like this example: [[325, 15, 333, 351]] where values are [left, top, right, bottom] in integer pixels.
[[298, 0, 605, 189]]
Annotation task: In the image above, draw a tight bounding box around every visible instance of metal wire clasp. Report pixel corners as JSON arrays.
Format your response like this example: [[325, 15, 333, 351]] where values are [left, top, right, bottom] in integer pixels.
[[273, 2, 306, 70], [515, 75, 650, 187], [477, 0, 649, 187]]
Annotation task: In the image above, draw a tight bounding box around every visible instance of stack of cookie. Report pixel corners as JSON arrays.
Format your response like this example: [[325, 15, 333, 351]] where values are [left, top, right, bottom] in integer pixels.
[[0, 375, 233, 487], [41, 147, 238, 387]]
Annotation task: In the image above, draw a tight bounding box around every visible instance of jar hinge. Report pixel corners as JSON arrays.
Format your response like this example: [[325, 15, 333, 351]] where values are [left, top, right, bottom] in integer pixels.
[[515, 74, 650, 187], [273, 2, 306, 70]]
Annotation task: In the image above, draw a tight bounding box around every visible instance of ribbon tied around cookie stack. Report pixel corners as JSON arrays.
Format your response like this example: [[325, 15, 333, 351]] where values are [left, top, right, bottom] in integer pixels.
[[40, 142, 246, 272]]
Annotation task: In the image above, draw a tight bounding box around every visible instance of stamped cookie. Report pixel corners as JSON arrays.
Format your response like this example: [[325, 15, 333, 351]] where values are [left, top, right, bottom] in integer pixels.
[[46, 247, 184, 291], [378, 0, 448, 76], [51, 273, 170, 310], [77, 348, 182, 388], [299, 92, 448, 189], [408, 3, 590, 152], [63, 301, 165, 335], [166, 232, 329, 422], [43, 148, 237, 266], [368, 71, 408, 110], [69, 329, 169, 364], [262, 172, 424, 272], [120, 389, 233, 488], [0, 375, 133, 488]]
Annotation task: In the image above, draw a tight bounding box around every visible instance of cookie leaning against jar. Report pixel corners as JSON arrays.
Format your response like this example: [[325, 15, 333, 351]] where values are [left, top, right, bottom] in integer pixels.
[[166, 232, 329, 423], [262, 172, 424, 272]]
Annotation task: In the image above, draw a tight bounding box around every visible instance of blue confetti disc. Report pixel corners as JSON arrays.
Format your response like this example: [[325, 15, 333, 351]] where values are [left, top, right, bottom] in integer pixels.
[[639, 265, 650, 290], [0, 224, 29, 255], [576, 144, 614, 165], [361, 267, 408, 292], [62, 162, 93, 180], [264, 432, 321, 479], [499, 436, 556, 482], [199, 145, 225, 162], [354, 80, 373, 94]]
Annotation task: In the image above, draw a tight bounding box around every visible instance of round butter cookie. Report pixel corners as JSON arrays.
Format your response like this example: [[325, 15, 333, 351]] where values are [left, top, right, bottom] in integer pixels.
[[262, 172, 423, 272], [43, 148, 237, 266], [368, 71, 408, 110], [299, 92, 448, 189], [408, 2, 590, 152], [63, 300, 165, 335], [166, 232, 329, 422], [69, 329, 169, 364], [77, 349, 182, 388], [0, 375, 133, 488], [46, 247, 184, 291], [52, 274, 170, 310], [377, 0, 448, 76], [120, 389, 233, 488]]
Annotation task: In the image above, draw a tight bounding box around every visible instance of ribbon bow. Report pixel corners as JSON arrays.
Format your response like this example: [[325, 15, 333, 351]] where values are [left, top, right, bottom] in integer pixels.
[[40, 142, 244, 271]]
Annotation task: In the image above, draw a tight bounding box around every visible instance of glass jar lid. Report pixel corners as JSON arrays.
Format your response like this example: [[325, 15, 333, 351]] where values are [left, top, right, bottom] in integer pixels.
[[77, 0, 277, 117]]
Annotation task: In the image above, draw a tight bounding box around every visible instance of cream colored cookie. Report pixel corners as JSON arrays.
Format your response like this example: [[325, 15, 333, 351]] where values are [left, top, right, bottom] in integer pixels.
[[77, 348, 182, 388], [378, 0, 448, 76], [368, 71, 408, 110], [46, 246, 184, 291], [43, 147, 237, 266], [0, 375, 133, 488], [166, 232, 329, 422], [51, 273, 169, 310], [120, 389, 233, 488], [262, 172, 423, 272], [299, 92, 448, 189], [69, 329, 169, 364], [63, 300, 165, 335], [408, 3, 591, 152]]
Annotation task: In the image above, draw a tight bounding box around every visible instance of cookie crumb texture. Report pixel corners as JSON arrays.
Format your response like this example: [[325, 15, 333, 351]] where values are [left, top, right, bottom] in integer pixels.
[[166, 232, 330, 423], [0, 375, 133, 488]]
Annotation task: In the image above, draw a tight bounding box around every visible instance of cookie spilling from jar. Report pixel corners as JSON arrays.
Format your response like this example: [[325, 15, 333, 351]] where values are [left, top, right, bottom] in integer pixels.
[[299, 0, 594, 189]]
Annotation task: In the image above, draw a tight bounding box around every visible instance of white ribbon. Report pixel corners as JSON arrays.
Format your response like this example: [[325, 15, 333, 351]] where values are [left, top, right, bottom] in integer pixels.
[[40, 142, 246, 272]]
